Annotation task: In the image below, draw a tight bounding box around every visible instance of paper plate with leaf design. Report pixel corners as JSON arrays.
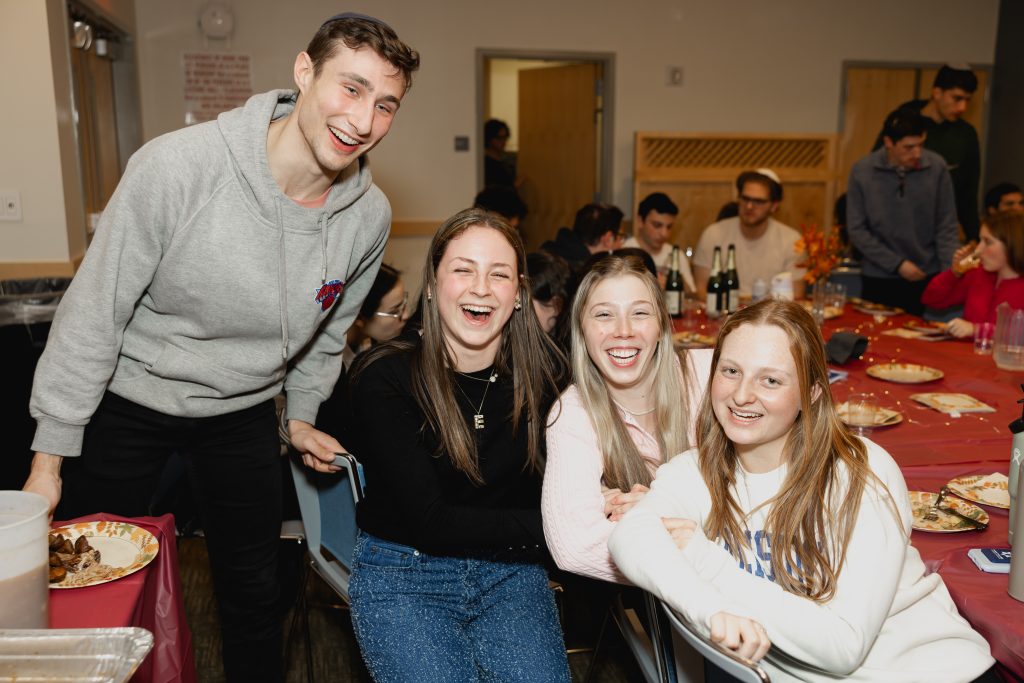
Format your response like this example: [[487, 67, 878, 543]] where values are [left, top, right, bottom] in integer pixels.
[[49, 520, 159, 589]]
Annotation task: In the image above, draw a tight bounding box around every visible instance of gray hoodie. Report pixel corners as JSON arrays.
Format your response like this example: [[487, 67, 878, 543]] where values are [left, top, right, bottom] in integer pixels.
[[30, 90, 390, 457]]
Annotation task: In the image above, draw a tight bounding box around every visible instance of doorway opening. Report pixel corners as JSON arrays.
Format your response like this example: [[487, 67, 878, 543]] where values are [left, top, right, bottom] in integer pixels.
[[478, 50, 615, 250]]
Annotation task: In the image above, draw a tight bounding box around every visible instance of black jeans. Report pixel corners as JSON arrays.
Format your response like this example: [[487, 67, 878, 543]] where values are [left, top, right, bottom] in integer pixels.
[[861, 274, 934, 317], [59, 392, 283, 683]]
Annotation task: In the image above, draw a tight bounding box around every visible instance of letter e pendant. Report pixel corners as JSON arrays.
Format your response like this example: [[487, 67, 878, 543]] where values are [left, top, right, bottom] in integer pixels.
[[473, 414, 485, 430]]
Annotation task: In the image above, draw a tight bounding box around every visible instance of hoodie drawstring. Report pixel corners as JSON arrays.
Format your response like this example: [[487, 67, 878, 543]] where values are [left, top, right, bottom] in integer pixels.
[[276, 199, 290, 361], [319, 212, 328, 284]]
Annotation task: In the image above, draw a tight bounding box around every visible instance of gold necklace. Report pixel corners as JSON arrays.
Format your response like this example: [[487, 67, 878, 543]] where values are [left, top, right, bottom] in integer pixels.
[[454, 369, 498, 430]]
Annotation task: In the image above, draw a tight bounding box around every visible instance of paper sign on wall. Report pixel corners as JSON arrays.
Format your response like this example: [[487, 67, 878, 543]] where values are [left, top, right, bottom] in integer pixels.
[[183, 52, 252, 125]]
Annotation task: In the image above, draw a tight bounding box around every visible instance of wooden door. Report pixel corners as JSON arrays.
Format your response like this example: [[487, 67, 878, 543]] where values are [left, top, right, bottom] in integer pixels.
[[517, 63, 599, 250], [71, 44, 121, 215], [837, 67, 916, 196]]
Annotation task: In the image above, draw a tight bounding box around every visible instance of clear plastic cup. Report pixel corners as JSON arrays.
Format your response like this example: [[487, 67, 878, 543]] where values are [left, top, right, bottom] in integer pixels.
[[846, 393, 877, 436], [0, 491, 50, 628], [974, 321, 994, 355]]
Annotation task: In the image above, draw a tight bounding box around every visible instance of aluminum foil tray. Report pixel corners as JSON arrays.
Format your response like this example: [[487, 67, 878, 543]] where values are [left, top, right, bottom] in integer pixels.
[[0, 628, 152, 682]]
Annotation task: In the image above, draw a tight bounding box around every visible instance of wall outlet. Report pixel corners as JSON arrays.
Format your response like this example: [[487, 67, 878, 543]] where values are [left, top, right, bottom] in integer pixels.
[[0, 190, 21, 221]]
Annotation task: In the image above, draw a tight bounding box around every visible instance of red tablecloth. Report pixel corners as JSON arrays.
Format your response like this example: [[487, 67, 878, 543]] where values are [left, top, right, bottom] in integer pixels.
[[822, 309, 1024, 467], [50, 513, 196, 683]]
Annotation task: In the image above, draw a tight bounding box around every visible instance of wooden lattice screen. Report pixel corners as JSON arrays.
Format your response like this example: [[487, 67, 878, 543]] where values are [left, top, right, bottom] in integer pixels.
[[633, 132, 839, 253]]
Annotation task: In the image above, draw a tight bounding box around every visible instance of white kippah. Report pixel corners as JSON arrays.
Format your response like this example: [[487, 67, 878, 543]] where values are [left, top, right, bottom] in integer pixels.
[[754, 168, 782, 187]]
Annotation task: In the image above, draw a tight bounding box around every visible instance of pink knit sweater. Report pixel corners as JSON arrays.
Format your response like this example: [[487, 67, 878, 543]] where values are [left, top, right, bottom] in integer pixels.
[[541, 349, 713, 583]]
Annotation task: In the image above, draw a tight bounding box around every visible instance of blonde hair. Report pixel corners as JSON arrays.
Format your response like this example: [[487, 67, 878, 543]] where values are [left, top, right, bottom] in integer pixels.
[[569, 254, 692, 490], [696, 298, 897, 602]]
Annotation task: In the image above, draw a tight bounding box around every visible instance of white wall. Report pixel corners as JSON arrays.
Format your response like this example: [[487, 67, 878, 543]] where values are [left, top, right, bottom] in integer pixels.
[[1, 0, 999, 273], [133, 0, 999, 223], [0, 0, 70, 264]]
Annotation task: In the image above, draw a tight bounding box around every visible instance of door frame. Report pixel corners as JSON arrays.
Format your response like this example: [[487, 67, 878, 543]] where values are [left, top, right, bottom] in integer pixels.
[[476, 48, 616, 204]]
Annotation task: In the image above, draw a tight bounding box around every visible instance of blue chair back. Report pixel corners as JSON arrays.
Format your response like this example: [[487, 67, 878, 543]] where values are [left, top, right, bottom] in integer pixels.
[[289, 452, 364, 601]]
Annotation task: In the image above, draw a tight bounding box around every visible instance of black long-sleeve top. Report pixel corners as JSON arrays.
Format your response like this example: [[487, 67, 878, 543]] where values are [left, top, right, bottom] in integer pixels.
[[350, 345, 548, 558]]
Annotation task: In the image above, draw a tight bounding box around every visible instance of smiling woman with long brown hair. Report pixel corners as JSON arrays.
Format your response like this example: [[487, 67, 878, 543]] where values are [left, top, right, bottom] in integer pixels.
[[609, 298, 996, 683], [345, 208, 569, 682]]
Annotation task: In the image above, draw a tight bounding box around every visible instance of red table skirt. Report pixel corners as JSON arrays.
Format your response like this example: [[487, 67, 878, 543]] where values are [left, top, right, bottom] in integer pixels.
[[50, 513, 196, 683]]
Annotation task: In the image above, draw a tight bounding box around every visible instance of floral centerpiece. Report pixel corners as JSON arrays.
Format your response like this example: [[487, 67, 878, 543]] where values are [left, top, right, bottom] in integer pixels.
[[794, 223, 841, 285]]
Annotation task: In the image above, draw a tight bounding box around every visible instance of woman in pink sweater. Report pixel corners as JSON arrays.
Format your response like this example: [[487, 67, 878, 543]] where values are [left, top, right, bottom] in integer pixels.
[[542, 254, 712, 582], [922, 211, 1024, 337]]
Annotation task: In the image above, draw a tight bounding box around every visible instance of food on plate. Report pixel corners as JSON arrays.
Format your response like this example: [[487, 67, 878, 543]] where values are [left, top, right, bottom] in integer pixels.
[[47, 532, 114, 585]]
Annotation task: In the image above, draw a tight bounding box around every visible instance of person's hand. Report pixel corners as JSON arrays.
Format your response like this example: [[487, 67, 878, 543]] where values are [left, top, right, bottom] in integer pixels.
[[289, 420, 344, 473], [951, 242, 979, 276], [709, 612, 772, 662], [662, 517, 698, 550], [601, 486, 623, 516], [23, 452, 63, 518], [897, 260, 927, 282], [605, 483, 650, 521], [946, 317, 975, 339]]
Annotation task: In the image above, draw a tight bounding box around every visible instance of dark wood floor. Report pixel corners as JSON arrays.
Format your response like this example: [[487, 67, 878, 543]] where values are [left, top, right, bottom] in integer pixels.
[[178, 536, 646, 682]]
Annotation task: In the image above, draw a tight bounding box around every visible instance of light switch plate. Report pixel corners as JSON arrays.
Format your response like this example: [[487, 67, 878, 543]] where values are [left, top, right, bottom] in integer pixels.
[[454, 135, 470, 152], [0, 190, 22, 221]]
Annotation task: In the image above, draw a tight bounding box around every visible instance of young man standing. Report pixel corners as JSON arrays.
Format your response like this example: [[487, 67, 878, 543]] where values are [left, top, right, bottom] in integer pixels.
[[625, 192, 695, 291], [875, 64, 981, 240], [849, 108, 958, 316], [693, 169, 800, 299], [24, 14, 418, 681]]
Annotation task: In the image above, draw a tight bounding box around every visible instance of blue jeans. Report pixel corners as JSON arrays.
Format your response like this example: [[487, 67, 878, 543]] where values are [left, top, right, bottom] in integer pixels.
[[349, 531, 570, 683]]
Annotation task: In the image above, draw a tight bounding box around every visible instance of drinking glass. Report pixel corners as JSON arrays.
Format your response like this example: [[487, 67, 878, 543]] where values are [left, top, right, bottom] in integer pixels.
[[845, 393, 877, 436], [974, 321, 994, 355], [0, 491, 50, 628], [825, 282, 847, 311], [811, 282, 827, 326]]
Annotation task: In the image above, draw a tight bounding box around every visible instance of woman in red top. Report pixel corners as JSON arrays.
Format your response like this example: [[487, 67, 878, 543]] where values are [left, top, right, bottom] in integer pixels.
[[922, 211, 1024, 338]]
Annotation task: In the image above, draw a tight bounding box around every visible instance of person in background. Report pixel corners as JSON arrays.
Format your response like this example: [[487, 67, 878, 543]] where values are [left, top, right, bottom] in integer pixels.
[[847, 107, 959, 315], [24, 13, 418, 681], [693, 169, 800, 300], [625, 192, 696, 291], [983, 182, 1024, 216], [474, 185, 527, 232], [541, 202, 625, 272], [716, 201, 739, 222], [526, 251, 572, 347], [922, 211, 1024, 338], [543, 254, 712, 584], [346, 208, 570, 682], [608, 298, 996, 682], [483, 118, 517, 190], [873, 64, 981, 241]]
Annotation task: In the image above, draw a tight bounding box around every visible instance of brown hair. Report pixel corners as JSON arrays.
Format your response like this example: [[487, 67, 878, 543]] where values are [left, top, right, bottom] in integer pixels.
[[696, 298, 897, 602], [355, 208, 566, 484], [983, 211, 1024, 274], [306, 16, 420, 90], [569, 255, 693, 490]]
